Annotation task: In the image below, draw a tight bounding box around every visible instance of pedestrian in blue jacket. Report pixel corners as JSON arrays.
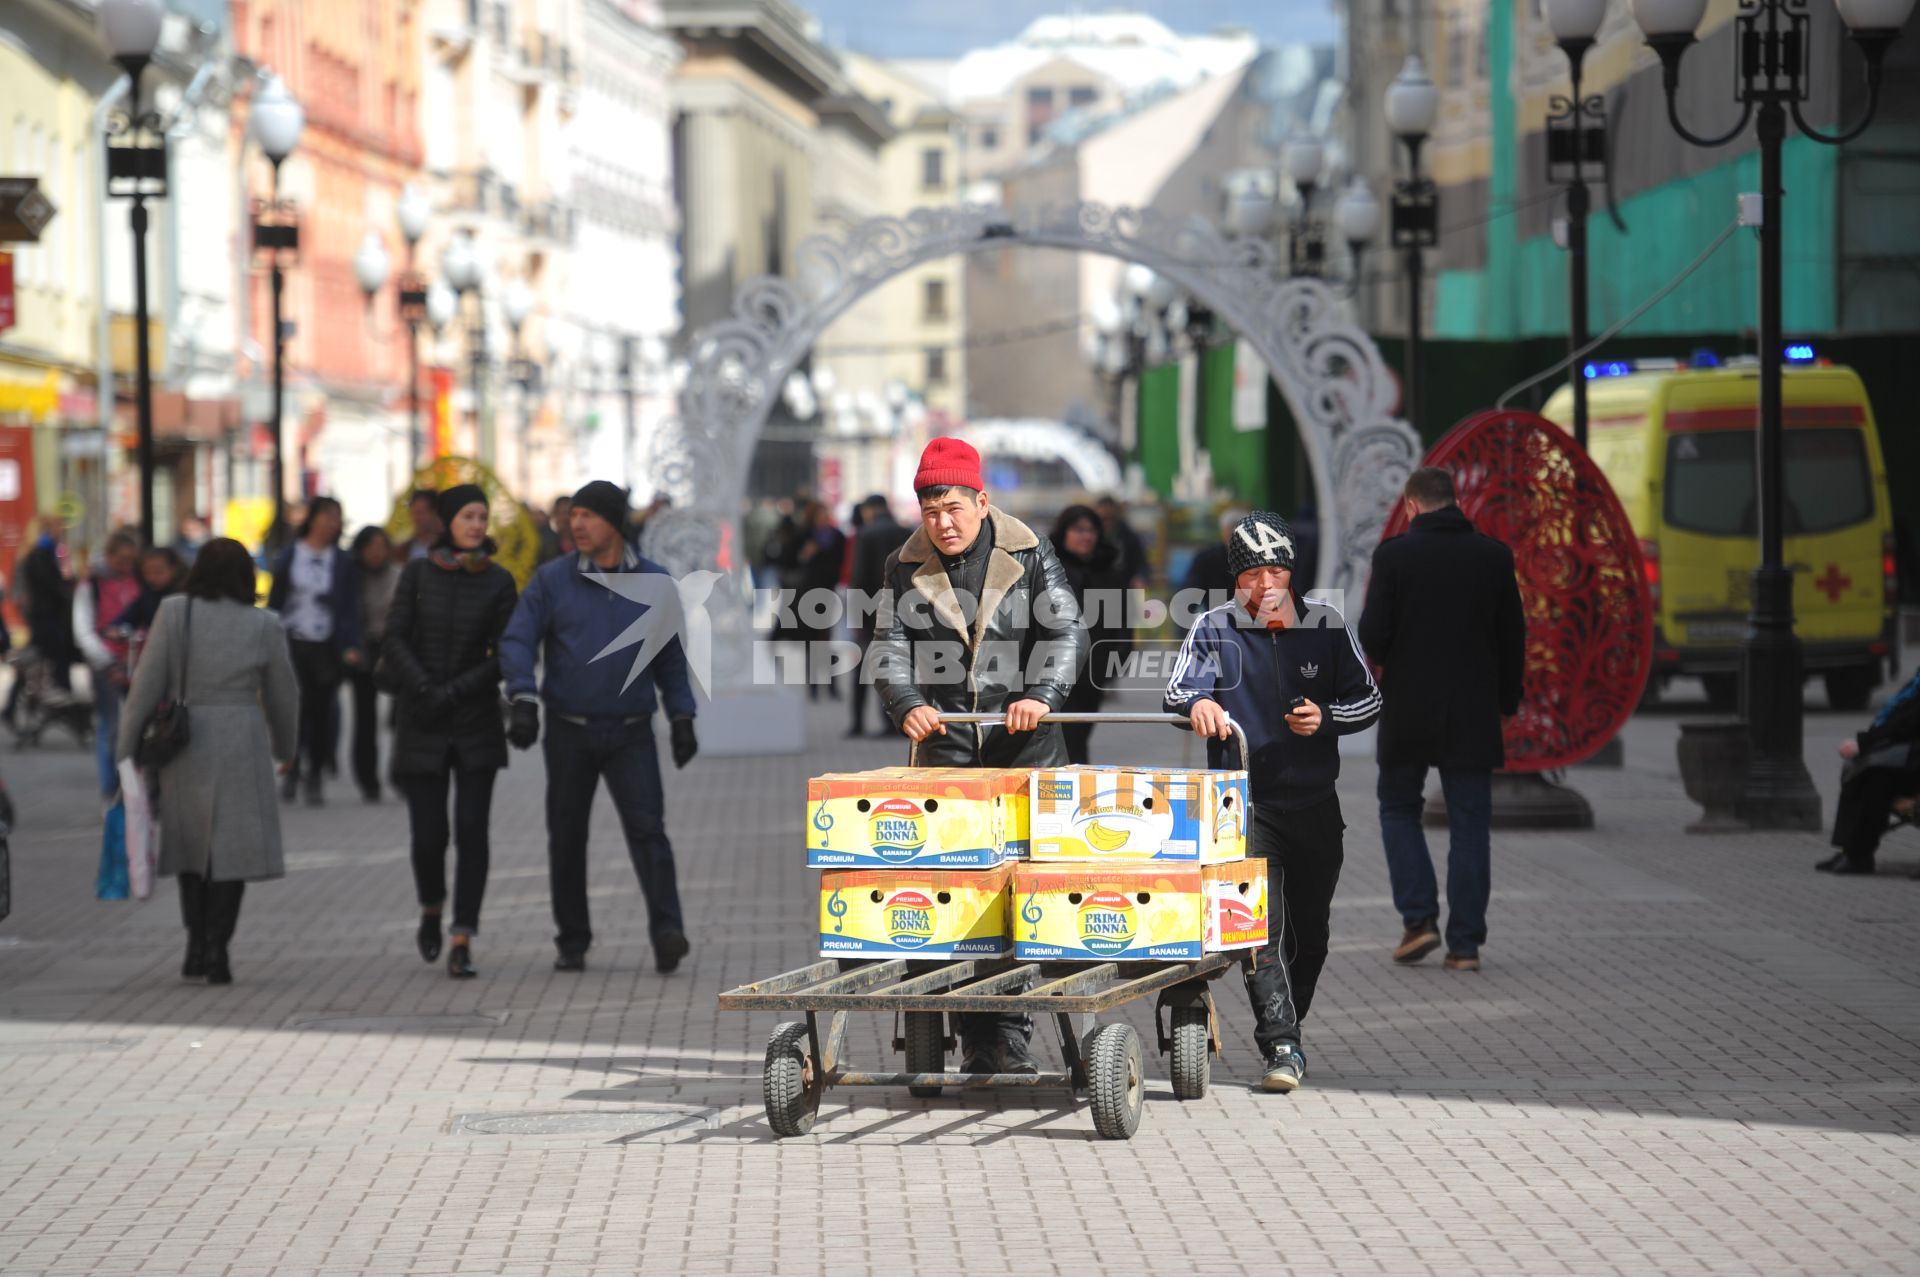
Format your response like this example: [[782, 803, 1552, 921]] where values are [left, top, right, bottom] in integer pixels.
[[1165, 511, 1380, 1093], [500, 480, 699, 975]]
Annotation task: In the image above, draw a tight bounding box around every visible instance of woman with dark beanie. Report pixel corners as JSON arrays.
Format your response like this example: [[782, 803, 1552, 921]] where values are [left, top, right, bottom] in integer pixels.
[[382, 485, 519, 977], [1049, 504, 1132, 764]]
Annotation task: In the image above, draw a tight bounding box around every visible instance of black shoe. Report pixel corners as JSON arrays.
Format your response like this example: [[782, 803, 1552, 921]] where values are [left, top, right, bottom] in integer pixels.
[[960, 1045, 995, 1076], [997, 1037, 1039, 1077], [360, 784, 381, 804], [204, 945, 232, 986], [447, 941, 475, 979], [1260, 1045, 1305, 1092], [654, 930, 690, 974], [554, 950, 587, 972], [181, 934, 207, 980], [417, 914, 443, 963], [1815, 851, 1849, 872], [1831, 858, 1876, 876]]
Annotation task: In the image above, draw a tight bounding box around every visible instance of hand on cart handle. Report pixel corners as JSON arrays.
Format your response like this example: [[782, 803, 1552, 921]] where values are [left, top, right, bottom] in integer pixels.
[[1186, 698, 1233, 740], [901, 706, 946, 742], [1002, 698, 1050, 733]]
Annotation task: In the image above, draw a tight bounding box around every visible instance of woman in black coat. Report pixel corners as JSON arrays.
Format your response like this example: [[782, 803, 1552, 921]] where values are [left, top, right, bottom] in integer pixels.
[[1049, 504, 1132, 764], [382, 486, 519, 978]]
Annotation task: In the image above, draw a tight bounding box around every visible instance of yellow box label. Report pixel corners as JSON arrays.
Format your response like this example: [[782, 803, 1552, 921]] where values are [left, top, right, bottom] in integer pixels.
[[820, 865, 1012, 957]]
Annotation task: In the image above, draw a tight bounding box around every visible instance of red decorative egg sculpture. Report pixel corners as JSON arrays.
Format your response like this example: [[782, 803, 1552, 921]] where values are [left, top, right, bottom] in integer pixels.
[[1378, 409, 1652, 771]]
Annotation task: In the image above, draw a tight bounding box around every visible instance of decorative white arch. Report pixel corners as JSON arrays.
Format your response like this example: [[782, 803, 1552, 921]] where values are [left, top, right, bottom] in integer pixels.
[[642, 202, 1421, 691]]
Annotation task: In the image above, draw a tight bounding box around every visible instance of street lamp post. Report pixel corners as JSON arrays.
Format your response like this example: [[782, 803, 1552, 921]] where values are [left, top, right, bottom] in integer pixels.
[[96, 0, 167, 548], [440, 230, 489, 464], [1631, 0, 1911, 829], [503, 278, 537, 498], [1544, 0, 1610, 450], [1385, 57, 1440, 433], [396, 185, 431, 474], [1283, 139, 1325, 277], [1334, 180, 1382, 299], [249, 75, 303, 531], [423, 280, 456, 463]]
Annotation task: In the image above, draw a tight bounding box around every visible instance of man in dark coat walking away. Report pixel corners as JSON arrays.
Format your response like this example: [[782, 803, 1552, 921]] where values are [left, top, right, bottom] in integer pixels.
[[871, 437, 1088, 1072], [845, 494, 911, 737], [501, 480, 700, 976], [1359, 467, 1525, 972]]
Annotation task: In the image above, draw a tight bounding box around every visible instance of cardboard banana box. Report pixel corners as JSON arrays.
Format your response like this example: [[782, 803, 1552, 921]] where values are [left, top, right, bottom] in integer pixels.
[[1029, 766, 1248, 863], [1204, 859, 1269, 952], [1013, 860, 1268, 960], [819, 864, 1012, 957], [806, 766, 1032, 868]]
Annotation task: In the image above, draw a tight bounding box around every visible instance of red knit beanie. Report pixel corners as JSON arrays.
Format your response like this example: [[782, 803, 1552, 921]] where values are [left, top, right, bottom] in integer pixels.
[[913, 437, 984, 493]]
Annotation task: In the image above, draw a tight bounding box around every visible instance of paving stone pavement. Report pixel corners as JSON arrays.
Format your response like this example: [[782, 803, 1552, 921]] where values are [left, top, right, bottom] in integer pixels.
[[2, 684, 1918, 1276]]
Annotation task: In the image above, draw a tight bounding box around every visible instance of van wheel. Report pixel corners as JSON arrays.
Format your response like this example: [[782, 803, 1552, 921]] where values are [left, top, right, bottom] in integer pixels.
[[1701, 673, 1739, 713], [1823, 668, 1875, 713]]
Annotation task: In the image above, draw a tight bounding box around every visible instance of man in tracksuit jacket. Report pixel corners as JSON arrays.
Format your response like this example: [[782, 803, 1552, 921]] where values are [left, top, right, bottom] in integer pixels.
[[502, 480, 699, 976], [1165, 511, 1380, 1092]]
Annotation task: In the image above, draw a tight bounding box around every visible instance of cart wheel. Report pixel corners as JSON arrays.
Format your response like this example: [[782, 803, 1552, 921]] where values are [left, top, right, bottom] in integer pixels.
[[1085, 1023, 1144, 1140], [763, 1021, 820, 1138], [904, 1011, 946, 1098], [1169, 1004, 1210, 1101]]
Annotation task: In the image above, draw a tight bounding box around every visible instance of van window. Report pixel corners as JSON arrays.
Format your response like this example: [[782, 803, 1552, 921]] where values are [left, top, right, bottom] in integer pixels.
[[1664, 428, 1873, 536]]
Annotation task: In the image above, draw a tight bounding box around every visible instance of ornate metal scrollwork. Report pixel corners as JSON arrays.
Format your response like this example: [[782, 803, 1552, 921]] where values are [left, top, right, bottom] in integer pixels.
[[645, 201, 1423, 690]]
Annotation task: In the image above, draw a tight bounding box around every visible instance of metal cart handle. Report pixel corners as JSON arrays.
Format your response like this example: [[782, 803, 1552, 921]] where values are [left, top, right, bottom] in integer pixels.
[[908, 710, 1248, 770]]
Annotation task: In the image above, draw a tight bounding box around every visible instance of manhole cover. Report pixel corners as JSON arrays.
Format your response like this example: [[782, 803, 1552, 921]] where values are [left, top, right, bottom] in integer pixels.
[[287, 1012, 509, 1032], [456, 1109, 715, 1137], [0, 1037, 140, 1056]]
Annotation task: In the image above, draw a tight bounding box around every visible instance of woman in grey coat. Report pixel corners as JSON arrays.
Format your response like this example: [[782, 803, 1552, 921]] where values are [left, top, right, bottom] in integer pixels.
[[117, 538, 299, 985]]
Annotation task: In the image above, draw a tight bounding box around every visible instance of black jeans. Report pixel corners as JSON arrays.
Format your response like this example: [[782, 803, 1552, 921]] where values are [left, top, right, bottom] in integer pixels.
[[543, 715, 684, 954], [402, 763, 498, 935], [1243, 796, 1345, 1056], [347, 663, 382, 795], [177, 873, 245, 946], [287, 639, 343, 781]]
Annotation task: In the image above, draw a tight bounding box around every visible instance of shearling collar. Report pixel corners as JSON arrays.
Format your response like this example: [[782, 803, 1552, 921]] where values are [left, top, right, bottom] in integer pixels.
[[899, 506, 1037, 651]]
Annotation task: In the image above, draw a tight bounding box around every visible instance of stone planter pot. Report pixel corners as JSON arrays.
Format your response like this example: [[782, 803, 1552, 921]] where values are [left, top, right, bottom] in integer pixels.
[[1677, 721, 1750, 834]]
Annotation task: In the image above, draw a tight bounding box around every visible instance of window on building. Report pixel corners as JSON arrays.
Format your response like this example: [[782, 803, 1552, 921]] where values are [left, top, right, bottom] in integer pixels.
[[921, 147, 945, 190], [922, 278, 948, 321], [925, 347, 948, 384], [1068, 86, 1097, 108], [980, 125, 999, 150], [1447, 19, 1467, 86], [1027, 86, 1054, 108]]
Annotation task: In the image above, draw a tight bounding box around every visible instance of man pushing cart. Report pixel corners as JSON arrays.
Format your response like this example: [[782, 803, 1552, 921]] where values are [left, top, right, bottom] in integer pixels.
[[867, 437, 1088, 1075]]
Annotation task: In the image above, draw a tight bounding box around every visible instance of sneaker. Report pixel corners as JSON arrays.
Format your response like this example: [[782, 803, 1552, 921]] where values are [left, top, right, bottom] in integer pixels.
[[1260, 1045, 1305, 1093], [1392, 921, 1442, 964], [1443, 952, 1481, 972]]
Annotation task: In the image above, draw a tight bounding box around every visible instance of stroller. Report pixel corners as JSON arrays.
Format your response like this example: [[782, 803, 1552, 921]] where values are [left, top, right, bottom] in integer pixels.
[[4, 646, 92, 749]]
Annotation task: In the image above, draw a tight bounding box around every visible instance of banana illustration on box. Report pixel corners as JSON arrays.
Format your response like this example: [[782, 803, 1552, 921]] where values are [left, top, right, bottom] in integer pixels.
[[1030, 766, 1248, 862]]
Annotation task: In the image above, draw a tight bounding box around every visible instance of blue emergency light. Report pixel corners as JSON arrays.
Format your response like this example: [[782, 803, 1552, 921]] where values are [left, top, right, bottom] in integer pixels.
[[1582, 361, 1633, 379], [1784, 343, 1816, 362]]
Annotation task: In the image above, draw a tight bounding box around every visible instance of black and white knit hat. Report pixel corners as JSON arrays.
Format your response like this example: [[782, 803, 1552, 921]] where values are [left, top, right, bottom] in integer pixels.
[[1225, 511, 1297, 578]]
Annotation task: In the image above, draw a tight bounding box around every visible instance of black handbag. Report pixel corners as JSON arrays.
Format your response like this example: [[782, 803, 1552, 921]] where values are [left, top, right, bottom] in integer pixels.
[[134, 599, 192, 769]]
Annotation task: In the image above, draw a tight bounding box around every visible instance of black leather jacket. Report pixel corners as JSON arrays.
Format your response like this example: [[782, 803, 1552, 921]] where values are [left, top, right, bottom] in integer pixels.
[[872, 508, 1089, 767]]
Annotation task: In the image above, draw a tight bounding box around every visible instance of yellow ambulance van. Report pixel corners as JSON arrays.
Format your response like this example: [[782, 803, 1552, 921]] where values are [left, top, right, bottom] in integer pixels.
[[1543, 356, 1896, 710]]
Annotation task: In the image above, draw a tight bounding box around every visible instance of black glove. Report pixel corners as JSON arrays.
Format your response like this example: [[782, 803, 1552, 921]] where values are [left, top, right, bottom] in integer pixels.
[[507, 699, 541, 750], [670, 717, 698, 769]]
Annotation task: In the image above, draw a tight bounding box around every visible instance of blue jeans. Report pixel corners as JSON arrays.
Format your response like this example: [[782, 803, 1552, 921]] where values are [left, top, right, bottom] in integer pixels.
[[95, 682, 123, 799], [542, 715, 684, 955], [1377, 764, 1492, 957]]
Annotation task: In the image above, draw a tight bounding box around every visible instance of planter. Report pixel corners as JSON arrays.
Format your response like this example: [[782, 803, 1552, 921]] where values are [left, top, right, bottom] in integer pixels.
[[1677, 721, 1750, 834]]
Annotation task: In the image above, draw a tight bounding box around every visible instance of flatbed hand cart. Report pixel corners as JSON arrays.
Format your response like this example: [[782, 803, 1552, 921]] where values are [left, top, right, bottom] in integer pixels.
[[718, 710, 1254, 1140]]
